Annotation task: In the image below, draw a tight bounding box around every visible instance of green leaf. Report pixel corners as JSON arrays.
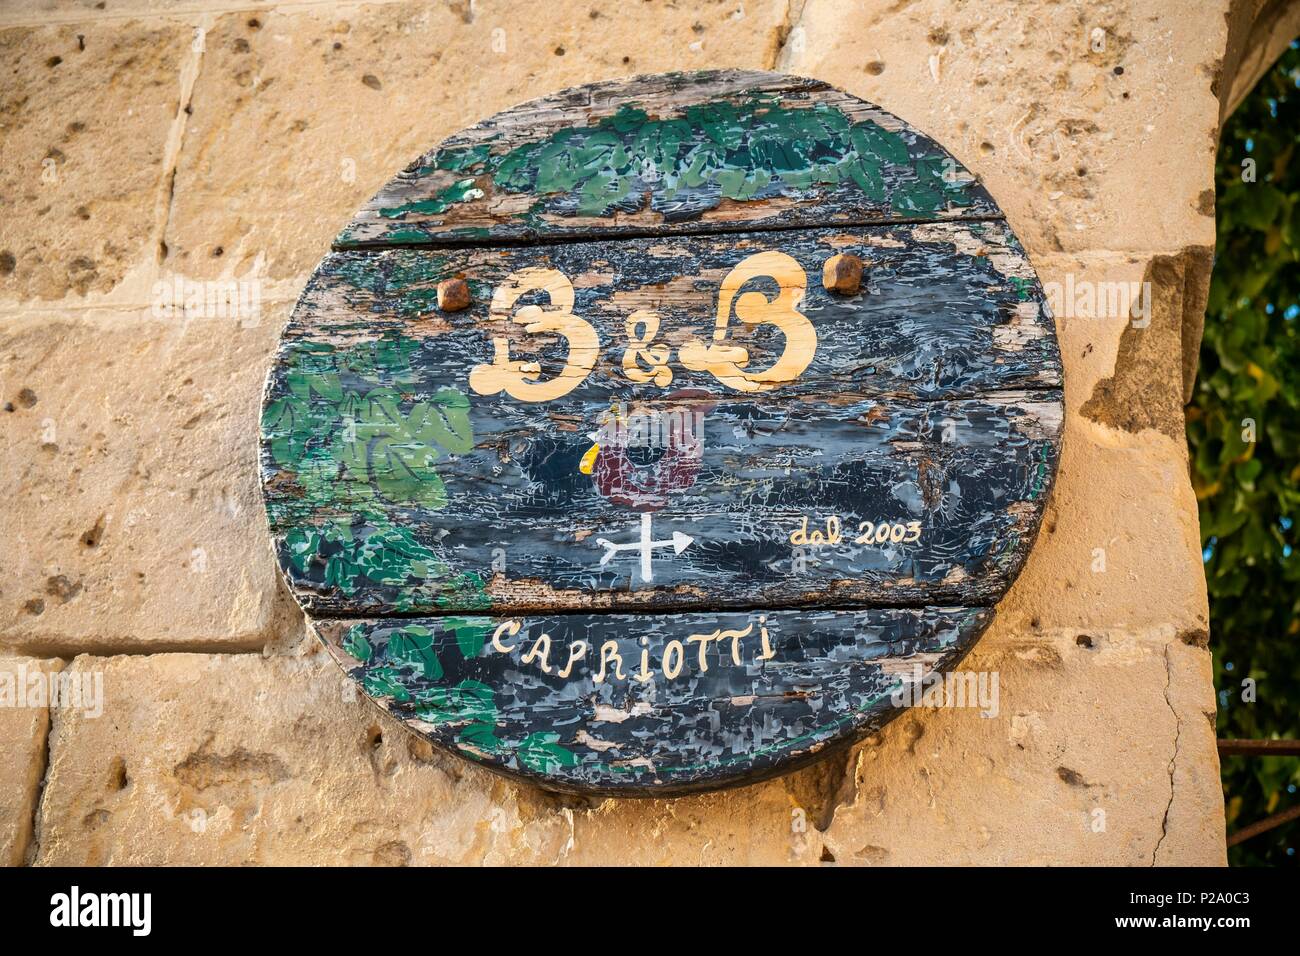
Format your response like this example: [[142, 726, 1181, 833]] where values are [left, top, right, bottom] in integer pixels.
[[386, 625, 442, 679], [261, 394, 310, 465], [458, 722, 502, 751], [285, 367, 343, 404], [846, 155, 884, 201], [414, 389, 475, 455], [516, 732, 578, 774], [415, 679, 496, 725], [891, 180, 945, 215], [850, 121, 910, 166], [442, 617, 492, 659], [342, 625, 372, 663], [362, 665, 412, 702], [367, 436, 448, 506]]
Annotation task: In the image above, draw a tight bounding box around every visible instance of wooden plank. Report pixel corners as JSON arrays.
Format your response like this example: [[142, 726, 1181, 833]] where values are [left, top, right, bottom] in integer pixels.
[[261, 70, 1065, 795], [263, 390, 1060, 615], [336, 69, 998, 248], [289, 221, 1062, 402], [315, 606, 991, 794]]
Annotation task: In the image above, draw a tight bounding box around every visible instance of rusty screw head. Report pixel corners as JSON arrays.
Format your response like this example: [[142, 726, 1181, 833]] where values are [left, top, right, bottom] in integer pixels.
[[437, 277, 472, 312], [821, 253, 864, 295]]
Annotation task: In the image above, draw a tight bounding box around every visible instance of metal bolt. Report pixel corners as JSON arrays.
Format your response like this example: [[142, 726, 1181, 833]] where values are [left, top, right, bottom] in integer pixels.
[[437, 277, 472, 311], [821, 253, 864, 295]]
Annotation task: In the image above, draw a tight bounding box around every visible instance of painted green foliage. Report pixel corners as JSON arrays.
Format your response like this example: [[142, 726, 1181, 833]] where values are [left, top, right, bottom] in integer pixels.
[[261, 335, 486, 610], [384, 97, 973, 221], [343, 621, 579, 774]]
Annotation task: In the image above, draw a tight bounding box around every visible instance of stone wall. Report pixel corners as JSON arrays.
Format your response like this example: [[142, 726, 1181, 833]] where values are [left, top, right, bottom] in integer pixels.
[[3, 0, 1290, 865]]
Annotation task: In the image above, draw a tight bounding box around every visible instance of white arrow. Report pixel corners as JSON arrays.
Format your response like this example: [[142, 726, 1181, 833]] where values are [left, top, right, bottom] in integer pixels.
[[595, 513, 694, 584]]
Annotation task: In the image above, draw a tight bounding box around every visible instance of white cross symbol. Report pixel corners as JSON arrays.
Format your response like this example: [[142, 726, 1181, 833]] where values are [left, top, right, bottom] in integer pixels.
[[595, 513, 694, 584]]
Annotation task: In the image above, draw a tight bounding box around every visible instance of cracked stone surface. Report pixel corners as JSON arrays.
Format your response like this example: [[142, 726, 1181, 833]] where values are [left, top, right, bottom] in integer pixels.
[[0, 0, 1258, 864], [0, 657, 61, 866], [29, 634, 1222, 865], [31, 650, 821, 865], [818, 628, 1222, 865]]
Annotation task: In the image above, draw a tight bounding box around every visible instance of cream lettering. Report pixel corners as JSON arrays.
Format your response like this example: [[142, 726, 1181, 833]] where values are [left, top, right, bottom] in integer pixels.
[[488, 618, 781, 683]]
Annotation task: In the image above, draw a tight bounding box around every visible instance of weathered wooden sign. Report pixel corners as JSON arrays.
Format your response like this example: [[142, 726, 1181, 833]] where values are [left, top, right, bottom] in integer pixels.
[[261, 70, 1062, 795]]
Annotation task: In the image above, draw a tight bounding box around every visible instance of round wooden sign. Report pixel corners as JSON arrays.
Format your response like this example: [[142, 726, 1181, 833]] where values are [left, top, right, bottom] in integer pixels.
[[261, 70, 1062, 795]]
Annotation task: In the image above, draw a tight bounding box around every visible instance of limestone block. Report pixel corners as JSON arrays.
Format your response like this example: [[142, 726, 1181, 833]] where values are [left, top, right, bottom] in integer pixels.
[[0, 656, 62, 866], [30, 649, 822, 865], [779, 0, 1223, 256], [818, 629, 1225, 866], [994, 427, 1209, 639], [0, 2, 189, 25], [1157, 634, 1225, 864], [0, 311, 292, 653], [987, 251, 1210, 638], [31, 632, 1221, 865], [0, 19, 189, 302], [161, 0, 793, 284]]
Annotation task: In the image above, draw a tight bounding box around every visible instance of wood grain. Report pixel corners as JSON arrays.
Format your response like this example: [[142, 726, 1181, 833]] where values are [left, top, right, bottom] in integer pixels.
[[287, 221, 1061, 402], [316, 606, 990, 794], [264, 390, 1060, 615], [337, 70, 998, 248], [262, 70, 1064, 794]]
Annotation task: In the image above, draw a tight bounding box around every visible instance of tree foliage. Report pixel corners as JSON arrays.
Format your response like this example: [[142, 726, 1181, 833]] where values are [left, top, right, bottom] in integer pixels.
[[1189, 41, 1300, 866]]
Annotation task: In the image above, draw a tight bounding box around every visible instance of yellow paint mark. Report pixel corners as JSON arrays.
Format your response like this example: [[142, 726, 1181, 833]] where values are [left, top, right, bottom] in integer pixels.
[[678, 250, 816, 393], [621, 310, 673, 386], [469, 267, 598, 402]]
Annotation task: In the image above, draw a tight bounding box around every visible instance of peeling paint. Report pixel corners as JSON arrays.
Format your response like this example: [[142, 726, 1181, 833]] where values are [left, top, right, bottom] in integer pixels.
[[267, 70, 1063, 794]]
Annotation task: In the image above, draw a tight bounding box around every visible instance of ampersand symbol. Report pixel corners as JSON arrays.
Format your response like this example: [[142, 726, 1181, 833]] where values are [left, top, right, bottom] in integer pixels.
[[621, 310, 673, 387]]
